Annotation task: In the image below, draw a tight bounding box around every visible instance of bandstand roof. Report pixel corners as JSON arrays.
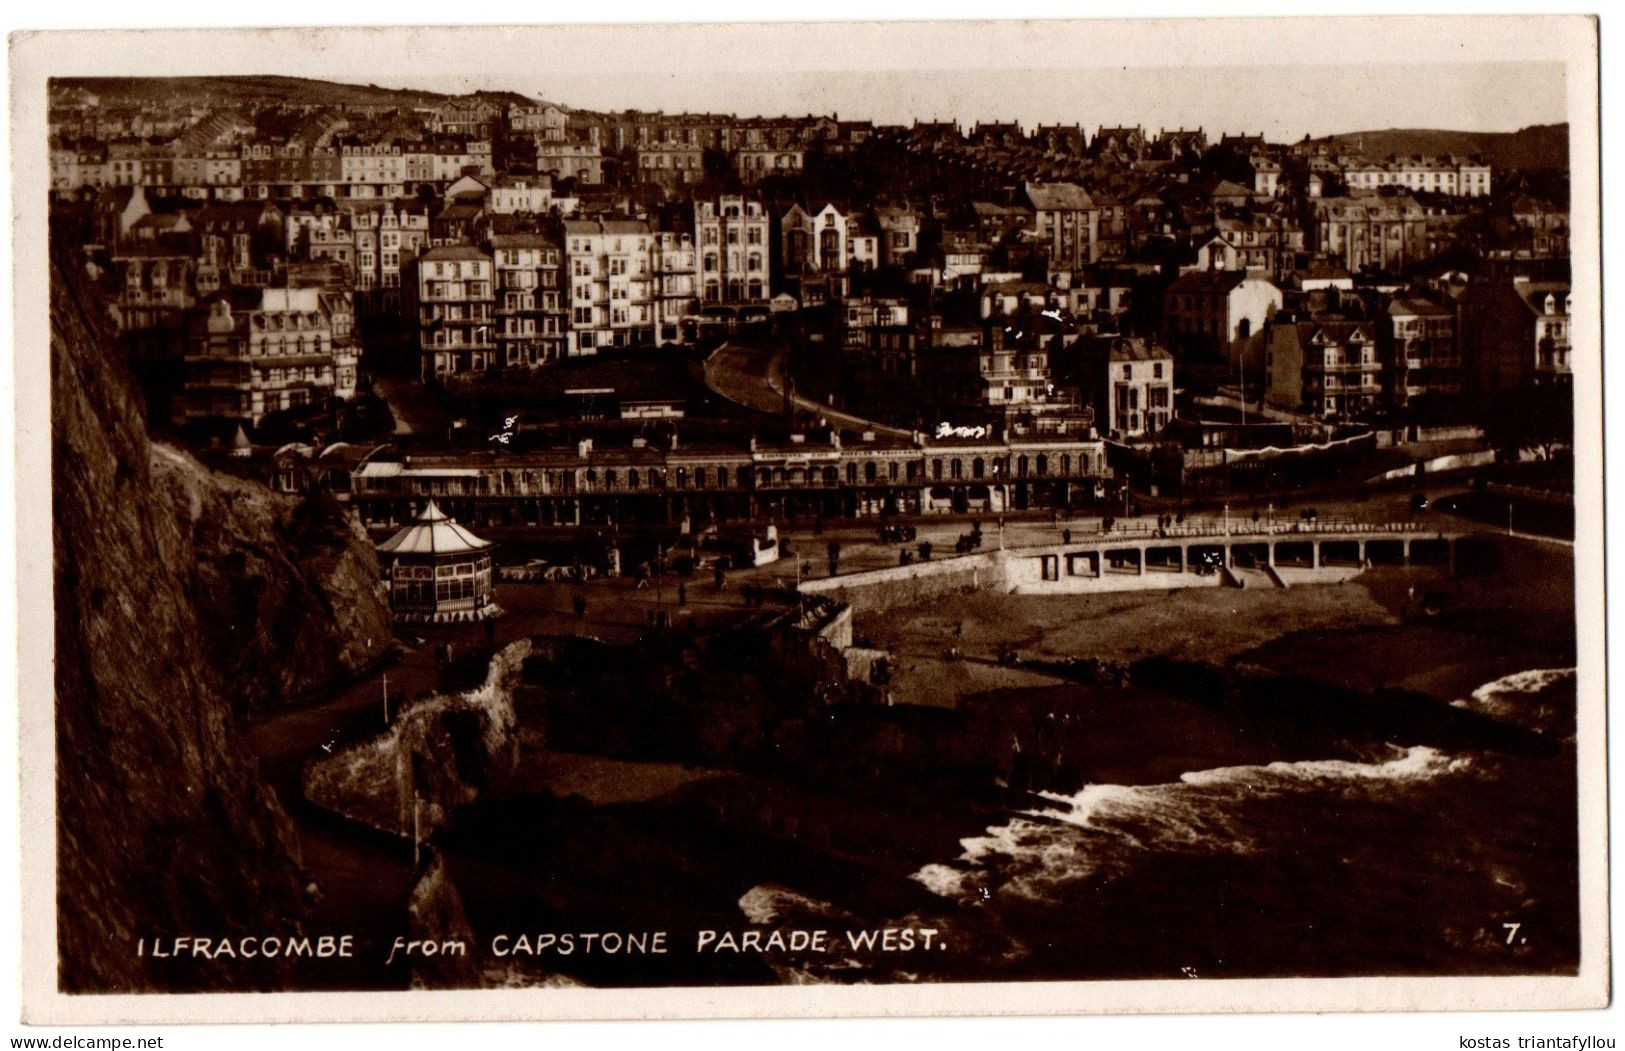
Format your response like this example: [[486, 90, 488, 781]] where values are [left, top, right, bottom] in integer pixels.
[[376, 500, 491, 557]]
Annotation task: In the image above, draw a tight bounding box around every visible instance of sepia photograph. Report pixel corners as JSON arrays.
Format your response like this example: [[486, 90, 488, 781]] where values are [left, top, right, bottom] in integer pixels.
[[11, 12, 1608, 1029]]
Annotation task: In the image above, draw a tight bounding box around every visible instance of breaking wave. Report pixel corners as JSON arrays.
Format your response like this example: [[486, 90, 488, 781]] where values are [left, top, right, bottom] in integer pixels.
[[912, 744, 1471, 904], [1453, 667, 1576, 736]]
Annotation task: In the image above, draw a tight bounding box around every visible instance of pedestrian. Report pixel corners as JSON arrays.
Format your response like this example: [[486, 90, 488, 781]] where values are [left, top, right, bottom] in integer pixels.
[[1062, 528, 1072, 545], [678, 583, 687, 606], [573, 594, 587, 620]]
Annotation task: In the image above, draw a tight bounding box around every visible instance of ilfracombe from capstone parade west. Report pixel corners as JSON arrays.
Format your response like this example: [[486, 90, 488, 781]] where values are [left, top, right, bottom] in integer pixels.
[[47, 52, 1580, 994]]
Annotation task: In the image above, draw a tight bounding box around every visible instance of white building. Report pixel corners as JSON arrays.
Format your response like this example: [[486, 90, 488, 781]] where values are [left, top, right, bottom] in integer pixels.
[[562, 219, 655, 354], [695, 196, 771, 305]]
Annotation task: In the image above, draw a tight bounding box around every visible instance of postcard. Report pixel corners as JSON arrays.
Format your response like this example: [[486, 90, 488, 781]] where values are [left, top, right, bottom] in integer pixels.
[[11, 14, 1607, 1025]]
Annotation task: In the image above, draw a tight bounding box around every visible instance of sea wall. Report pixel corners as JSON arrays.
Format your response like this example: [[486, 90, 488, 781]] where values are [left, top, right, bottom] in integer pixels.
[[799, 552, 1003, 613]]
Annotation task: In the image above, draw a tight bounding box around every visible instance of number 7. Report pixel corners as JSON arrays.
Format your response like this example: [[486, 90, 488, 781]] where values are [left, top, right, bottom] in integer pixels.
[[1503, 922, 1521, 944]]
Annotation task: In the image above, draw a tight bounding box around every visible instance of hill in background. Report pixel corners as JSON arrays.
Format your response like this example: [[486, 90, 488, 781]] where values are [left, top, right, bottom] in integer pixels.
[[1310, 124, 1568, 171], [53, 75, 535, 111]]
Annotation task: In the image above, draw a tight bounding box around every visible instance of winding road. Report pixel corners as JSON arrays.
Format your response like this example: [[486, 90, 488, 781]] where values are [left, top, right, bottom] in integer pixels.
[[704, 342, 915, 438]]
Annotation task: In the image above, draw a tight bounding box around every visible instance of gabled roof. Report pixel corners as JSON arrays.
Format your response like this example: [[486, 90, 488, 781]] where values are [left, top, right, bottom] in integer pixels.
[[1387, 295, 1451, 317], [1301, 320, 1372, 344], [488, 232, 559, 250], [1514, 282, 1569, 316], [1024, 181, 1094, 212], [1168, 267, 1263, 293], [1076, 335, 1172, 362], [561, 218, 650, 236], [419, 245, 490, 261]]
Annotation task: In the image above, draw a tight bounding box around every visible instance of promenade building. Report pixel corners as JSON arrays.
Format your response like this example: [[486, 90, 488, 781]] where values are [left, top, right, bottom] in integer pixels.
[[1382, 294, 1461, 408], [490, 232, 567, 367], [177, 286, 340, 427], [409, 245, 497, 378], [562, 218, 656, 354], [695, 196, 770, 308], [347, 430, 1111, 530]]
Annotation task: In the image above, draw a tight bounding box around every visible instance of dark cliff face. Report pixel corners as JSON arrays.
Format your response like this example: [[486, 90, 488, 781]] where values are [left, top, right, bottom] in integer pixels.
[[51, 244, 391, 992]]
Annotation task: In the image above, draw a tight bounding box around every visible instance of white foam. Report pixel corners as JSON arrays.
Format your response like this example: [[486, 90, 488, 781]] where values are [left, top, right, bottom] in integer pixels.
[[1470, 667, 1575, 707], [909, 745, 1472, 903], [737, 883, 832, 924]]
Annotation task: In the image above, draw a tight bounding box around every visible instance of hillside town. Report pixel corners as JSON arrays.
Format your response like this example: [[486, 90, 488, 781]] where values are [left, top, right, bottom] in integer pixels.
[[48, 77, 1572, 583], [46, 64, 1586, 998]]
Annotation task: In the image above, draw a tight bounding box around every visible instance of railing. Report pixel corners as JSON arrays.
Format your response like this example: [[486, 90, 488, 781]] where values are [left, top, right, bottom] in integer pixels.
[[1005, 516, 1429, 545]]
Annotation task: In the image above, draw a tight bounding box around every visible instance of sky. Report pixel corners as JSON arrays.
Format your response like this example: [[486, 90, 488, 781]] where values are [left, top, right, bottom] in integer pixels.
[[288, 17, 1577, 142], [346, 61, 1568, 143]]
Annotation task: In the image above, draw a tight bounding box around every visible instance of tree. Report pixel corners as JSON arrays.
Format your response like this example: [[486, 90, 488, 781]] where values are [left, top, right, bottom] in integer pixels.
[[1481, 383, 1573, 460]]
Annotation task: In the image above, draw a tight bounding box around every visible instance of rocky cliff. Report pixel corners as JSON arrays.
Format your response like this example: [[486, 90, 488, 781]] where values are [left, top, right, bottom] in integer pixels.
[[51, 241, 391, 991]]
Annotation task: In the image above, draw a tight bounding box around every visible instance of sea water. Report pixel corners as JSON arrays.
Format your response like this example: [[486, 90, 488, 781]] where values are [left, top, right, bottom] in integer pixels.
[[746, 668, 1581, 982]]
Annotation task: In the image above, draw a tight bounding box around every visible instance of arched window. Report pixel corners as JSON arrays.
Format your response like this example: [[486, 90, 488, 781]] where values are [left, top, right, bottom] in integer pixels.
[[931, 458, 943, 481], [1061, 454, 1071, 476], [864, 461, 877, 483], [605, 468, 617, 488], [1037, 454, 1048, 476], [951, 458, 963, 480], [846, 462, 858, 484], [972, 457, 985, 479], [1017, 455, 1029, 477], [739, 466, 753, 488], [888, 462, 900, 482], [824, 466, 839, 485], [627, 469, 640, 489]]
